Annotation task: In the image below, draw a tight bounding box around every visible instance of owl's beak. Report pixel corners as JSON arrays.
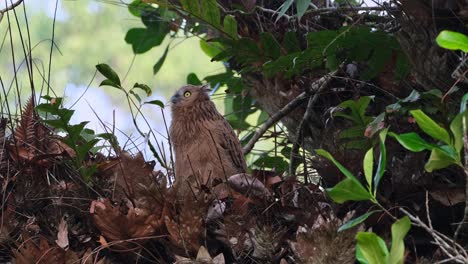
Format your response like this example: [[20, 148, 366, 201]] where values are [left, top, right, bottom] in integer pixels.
[[171, 93, 180, 104]]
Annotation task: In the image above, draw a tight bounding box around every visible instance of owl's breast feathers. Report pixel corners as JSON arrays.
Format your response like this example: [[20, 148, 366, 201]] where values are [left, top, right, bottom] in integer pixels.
[[170, 96, 247, 195]]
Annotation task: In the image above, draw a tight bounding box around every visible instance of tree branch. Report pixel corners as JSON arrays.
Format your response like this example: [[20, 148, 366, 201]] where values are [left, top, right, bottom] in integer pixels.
[[289, 67, 341, 177], [242, 92, 308, 155], [0, 0, 23, 14]]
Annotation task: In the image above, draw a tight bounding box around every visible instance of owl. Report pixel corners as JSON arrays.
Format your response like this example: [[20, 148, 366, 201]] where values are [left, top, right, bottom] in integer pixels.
[[169, 84, 247, 199]]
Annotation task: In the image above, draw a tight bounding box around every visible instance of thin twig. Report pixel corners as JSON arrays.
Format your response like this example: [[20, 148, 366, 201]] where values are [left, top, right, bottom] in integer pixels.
[[0, 0, 23, 14], [400, 208, 468, 263], [256, 5, 391, 21], [289, 67, 341, 176], [242, 92, 309, 155]]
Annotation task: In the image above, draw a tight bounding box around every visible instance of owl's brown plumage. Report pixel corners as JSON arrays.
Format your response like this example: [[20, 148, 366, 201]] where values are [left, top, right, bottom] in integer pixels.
[[169, 85, 247, 198]]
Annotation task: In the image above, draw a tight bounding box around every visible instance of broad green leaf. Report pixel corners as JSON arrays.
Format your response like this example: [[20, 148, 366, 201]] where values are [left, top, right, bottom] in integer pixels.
[[388, 216, 411, 264], [180, 0, 201, 16], [153, 45, 169, 75], [200, 40, 224, 58], [356, 232, 389, 264], [356, 245, 369, 264], [325, 54, 339, 70], [410, 110, 451, 145], [460, 93, 468, 113], [424, 147, 460, 172], [253, 156, 288, 172], [436, 30, 468, 52], [125, 26, 168, 54], [187, 73, 202, 85], [363, 147, 373, 190], [223, 15, 238, 39], [374, 129, 388, 192], [96, 64, 121, 86], [339, 126, 366, 139], [99, 79, 122, 89], [338, 211, 377, 232], [283, 31, 301, 53], [394, 52, 410, 80], [449, 113, 465, 153], [326, 178, 372, 204], [296, 0, 311, 20], [128, 0, 148, 17], [201, 0, 221, 27], [145, 100, 165, 108], [260, 32, 281, 59], [132, 83, 152, 96], [389, 132, 437, 152], [276, 0, 294, 22], [361, 48, 392, 80], [129, 90, 142, 102]]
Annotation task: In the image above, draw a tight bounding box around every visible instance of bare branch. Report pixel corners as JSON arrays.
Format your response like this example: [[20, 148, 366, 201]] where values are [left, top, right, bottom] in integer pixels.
[[289, 67, 341, 177], [242, 92, 308, 155], [400, 208, 468, 263], [0, 0, 24, 14]]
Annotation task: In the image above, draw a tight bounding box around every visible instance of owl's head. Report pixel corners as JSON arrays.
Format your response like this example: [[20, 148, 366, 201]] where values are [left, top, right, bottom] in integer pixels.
[[170, 84, 211, 108]]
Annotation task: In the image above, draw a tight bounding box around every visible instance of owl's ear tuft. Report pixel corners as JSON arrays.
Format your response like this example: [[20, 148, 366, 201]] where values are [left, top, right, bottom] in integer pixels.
[[201, 84, 212, 93]]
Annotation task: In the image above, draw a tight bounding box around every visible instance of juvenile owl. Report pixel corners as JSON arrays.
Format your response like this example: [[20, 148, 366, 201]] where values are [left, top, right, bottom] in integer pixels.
[[169, 85, 247, 198]]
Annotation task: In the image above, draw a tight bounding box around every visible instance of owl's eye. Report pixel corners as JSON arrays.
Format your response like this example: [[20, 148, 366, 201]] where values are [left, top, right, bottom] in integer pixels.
[[184, 91, 191, 97]]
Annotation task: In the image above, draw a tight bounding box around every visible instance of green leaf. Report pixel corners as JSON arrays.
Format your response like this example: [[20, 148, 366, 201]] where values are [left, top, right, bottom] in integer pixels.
[[128, 0, 149, 17], [200, 39, 224, 58], [361, 48, 392, 80], [450, 111, 468, 153], [388, 216, 411, 264], [276, 0, 294, 21], [363, 147, 373, 190], [389, 132, 437, 152], [394, 52, 410, 80], [283, 31, 301, 53], [296, 0, 311, 19], [326, 178, 373, 203], [356, 245, 369, 264], [436, 30, 468, 52], [153, 45, 169, 75], [187, 73, 202, 85], [223, 15, 238, 39], [424, 147, 460, 172], [129, 90, 142, 102], [96, 64, 121, 86], [145, 100, 165, 108], [338, 211, 377, 232], [260, 32, 281, 59], [180, 0, 201, 16], [374, 129, 387, 192], [339, 126, 366, 139], [132, 83, 152, 96], [253, 156, 289, 172], [125, 26, 168, 54], [460, 93, 468, 113], [356, 232, 389, 264], [410, 110, 451, 145], [99, 79, 122, 89], [201, 0, 221, 27]]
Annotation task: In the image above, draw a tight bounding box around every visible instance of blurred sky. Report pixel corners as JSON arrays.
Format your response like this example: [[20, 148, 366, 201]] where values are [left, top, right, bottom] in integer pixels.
[[0, 0, 224, 165]]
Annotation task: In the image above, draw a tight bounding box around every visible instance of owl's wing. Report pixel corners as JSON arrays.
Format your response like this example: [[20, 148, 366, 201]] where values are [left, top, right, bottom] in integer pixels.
[[205, 118, 247, 174]]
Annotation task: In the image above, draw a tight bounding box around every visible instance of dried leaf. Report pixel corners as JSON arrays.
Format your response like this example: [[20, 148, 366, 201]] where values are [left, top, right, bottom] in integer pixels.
[[430, 188, 465, 206], [55, 217, 69, 250], [91, 199, 164, 250]]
